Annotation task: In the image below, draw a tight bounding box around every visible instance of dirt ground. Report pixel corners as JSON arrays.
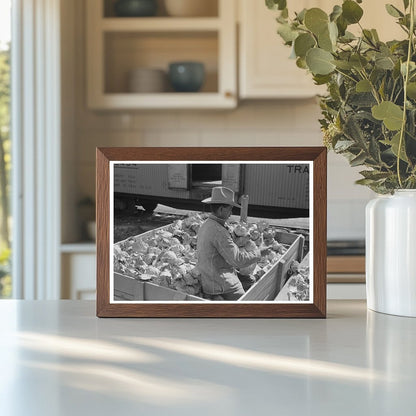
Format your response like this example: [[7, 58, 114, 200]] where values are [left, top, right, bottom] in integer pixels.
[[113, 206, 189, 243]]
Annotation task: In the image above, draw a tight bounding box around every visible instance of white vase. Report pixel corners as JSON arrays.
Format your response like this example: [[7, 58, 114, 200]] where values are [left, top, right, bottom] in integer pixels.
[[366, 189, 416, 317]]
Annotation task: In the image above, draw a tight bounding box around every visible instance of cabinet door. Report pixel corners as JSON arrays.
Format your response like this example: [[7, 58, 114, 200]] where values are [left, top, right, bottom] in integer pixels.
[[239, 0, 326, 99], [62, 253, 96, 300], [239, 0, 404, 99]]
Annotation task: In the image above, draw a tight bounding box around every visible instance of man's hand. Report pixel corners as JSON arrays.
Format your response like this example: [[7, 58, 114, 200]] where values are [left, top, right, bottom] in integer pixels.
[[260, 247, 272, 257]]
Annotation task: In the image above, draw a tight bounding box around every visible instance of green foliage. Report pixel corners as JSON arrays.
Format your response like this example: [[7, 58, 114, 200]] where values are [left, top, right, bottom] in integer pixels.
[[0, 45, 11, 255], [0, 47, 10, 129], [266, 0, 416, 193], [0, 247, 11, 298]]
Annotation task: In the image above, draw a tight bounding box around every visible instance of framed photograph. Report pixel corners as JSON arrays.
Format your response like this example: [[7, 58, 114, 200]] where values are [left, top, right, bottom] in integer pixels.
[[96, 147, 327, 318]]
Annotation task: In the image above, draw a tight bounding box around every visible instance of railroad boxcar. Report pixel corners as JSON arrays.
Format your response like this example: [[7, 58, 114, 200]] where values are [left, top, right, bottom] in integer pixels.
[[114, 163, 310, 218]]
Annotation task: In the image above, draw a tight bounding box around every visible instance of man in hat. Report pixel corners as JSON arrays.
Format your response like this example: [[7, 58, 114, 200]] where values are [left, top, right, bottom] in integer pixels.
[[196, 186, 270, 300]]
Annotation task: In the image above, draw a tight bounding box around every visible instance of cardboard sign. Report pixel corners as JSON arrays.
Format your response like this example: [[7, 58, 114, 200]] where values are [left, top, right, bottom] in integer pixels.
[[167, 164, 189, 189]]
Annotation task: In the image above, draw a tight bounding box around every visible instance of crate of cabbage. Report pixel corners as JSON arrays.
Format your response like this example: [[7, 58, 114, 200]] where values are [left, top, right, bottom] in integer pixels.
[[113, 213, 307, 301]]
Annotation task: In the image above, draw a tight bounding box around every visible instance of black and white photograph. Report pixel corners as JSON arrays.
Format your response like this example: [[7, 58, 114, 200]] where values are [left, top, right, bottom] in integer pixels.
[[111, 162, 312, 303]]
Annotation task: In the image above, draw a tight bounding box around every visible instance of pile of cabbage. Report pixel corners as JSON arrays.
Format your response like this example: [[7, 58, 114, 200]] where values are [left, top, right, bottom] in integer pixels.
[[113, 213, 289, 298], [285, 261, 310, 301]]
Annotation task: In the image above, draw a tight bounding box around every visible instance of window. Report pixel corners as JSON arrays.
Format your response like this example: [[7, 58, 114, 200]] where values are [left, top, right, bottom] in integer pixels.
[[0, 0, 11, 298]]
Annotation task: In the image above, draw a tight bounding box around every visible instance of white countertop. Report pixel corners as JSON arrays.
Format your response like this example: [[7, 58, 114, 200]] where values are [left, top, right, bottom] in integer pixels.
[[0, 300, 415, 415]]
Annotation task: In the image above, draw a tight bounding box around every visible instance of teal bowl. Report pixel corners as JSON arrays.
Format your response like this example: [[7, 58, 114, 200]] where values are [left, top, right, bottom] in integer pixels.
[[168, 62, 205, 92], [114, 0, 157, 17]]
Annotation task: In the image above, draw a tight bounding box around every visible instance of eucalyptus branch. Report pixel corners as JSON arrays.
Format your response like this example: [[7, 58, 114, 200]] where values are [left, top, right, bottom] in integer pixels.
[[397, 0, 415, 188], [390, 79, 398, 101], [334, 68, 359, 84], [358, 69, 381, 104]]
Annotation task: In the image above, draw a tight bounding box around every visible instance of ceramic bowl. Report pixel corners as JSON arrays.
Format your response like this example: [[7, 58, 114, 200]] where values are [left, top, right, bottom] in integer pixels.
[[114, 0, 158, 17], [128, 68, 167, 93], [168, 62, 205, 92]]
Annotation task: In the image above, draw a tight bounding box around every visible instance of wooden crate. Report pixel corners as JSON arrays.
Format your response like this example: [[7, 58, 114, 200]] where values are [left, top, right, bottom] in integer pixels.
[[114, 272, 206, 301], [239, 232, 305, 301], [114, 222, 305, 301]]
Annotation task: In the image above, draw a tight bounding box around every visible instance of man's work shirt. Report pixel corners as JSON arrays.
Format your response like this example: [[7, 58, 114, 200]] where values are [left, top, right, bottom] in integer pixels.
[[196, 215, 261, 295]]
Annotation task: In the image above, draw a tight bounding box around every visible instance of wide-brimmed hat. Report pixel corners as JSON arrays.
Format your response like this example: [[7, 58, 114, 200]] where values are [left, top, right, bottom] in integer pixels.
[[202, 186, 241, 208]]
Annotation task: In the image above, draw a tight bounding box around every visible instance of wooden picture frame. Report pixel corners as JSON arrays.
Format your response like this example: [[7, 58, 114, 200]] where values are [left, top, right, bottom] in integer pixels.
[[96, 147, 327, 318]]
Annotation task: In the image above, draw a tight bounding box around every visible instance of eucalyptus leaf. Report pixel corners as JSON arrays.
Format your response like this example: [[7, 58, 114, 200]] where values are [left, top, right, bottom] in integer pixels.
[[294, 33, 316, 58], [369, 136, 382, 163], [371, 29, 380, 43], [268, 0, 416, 193], [399, 14, 411, 29], [363, 29, 376, 46], [276, 14, 287, 24], [355, 178, 378, 186], [333, 60, 353, 70], [281, 8, 288, 19], [318, 27, 334, 52], [385, 4, 404, 17], [339, 31, 356, 43], [304, 8, 329, 35], [336, 15, 348, 36], [330, 5, 342, 22], [372, 101, 404, 131], [296, 8, 307, 23], [328, 21, 338, 45], [305, 48, 336, 75], [313, 74, 332, 85], [359, 170, 391, 180], [350, 151, 368, 166], [378, 78, 386, 100], [342, 0, 364, 24], [266, 0, 287, 11], [389, 132, 409, 162], [334, 139, 355, 151], [350, 54, 368, 70], [296, 57, 308, 69], [401, 61, 416, 76], [375, 55, 395, 70], [356, 79, 372, 92], [347, 92, 377, 107], [407, 82, 416, 99], [277, 23, 299, 43], [344, 114, 367, 147]]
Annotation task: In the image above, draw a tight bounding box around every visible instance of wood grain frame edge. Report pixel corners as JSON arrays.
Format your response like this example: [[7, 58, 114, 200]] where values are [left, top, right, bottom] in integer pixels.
[[95, 146, 328, 318]]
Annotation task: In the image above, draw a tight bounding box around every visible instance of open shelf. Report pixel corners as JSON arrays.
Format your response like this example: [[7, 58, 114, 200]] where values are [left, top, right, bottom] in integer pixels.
[[86, 0, 236, 109], [104, 31, 218, 94], [103, 0, 219, 18], [101, 17, 221, 31]]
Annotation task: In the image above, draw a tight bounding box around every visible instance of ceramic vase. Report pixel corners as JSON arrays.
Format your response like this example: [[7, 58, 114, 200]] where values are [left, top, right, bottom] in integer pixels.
[[366, 189, 416, 317]]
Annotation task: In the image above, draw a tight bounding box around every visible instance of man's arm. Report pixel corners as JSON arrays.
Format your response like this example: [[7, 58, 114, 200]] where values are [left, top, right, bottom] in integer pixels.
[[214, 229, 261, 268]]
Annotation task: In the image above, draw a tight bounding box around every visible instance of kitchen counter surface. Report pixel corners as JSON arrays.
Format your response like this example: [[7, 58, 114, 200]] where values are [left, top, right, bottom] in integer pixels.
[[0, 300, 415, 415]]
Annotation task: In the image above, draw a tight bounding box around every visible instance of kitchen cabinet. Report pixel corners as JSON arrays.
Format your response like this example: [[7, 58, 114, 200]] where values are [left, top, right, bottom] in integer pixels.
[[327, 255, 366, 300], [239, 0, 325, 99], [61, 245, 96, 300], [86, 0, 237, 109], [238, 0, 404, 99]]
